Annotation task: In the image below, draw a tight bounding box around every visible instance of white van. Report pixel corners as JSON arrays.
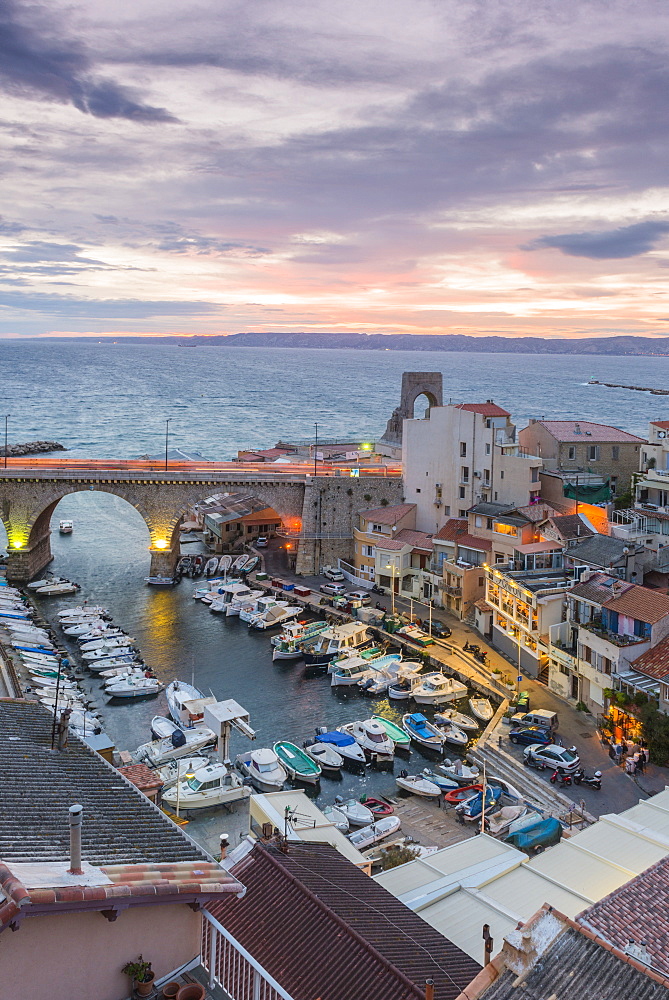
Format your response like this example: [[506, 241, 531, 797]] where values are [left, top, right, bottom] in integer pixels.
[[509, 709, 559, 732]]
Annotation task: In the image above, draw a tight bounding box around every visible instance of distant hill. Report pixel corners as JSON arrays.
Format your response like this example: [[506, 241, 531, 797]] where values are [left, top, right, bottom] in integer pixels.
[[176, 331, 669, 355]]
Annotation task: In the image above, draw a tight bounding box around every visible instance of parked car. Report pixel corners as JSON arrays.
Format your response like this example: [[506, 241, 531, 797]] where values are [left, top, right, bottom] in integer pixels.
[[345, 590, 371, 605], [255, 536, 268, 548], [509, 726, 555, 747], [430, 620, 452, 639], [319, 582, 347, 596], [323, 566, 345, 582], [523, 743, 580, 774], [510, 709, 559, 732]]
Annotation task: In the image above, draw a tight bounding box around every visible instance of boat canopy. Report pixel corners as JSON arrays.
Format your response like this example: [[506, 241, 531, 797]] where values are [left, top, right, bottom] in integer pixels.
[[319, 731, 355, 747]]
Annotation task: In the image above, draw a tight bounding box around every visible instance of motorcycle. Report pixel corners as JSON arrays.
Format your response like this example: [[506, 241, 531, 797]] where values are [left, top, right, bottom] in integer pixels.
[[573, 768, 602, 790], [375, 602, 385, 610], [549, 768, 572, 787], [371, 584, 385, 595], [474, 650, 488, 664], [463, 642, 480, 654], [523, 751, 546, 771]]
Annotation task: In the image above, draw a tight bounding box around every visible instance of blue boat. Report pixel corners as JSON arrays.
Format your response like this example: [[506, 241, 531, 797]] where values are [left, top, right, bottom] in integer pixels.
[[401, 713, 445, 750], [506, 817, 562, 852], [13, 644, 59, 656], [315, 730, 366, 764], [455, 786, 502, 820], [420, 768, 459, 791]]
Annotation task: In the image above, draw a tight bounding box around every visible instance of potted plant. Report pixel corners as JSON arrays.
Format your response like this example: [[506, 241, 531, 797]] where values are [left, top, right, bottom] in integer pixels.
[[122, 956, 155, 997]]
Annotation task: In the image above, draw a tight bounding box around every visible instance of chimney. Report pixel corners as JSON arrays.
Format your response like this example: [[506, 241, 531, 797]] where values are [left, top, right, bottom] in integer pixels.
[[625, 939, 652, 968], [57, 707, 72, 750], [68, 803, 83, 875], [425, 980, 435, 1000], [574, 423, 581, 434], [219, 833, 229, 860]]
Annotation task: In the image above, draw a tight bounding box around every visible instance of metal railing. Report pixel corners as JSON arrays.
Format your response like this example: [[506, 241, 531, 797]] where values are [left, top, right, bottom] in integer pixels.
[[202, 909, 296, 1000]]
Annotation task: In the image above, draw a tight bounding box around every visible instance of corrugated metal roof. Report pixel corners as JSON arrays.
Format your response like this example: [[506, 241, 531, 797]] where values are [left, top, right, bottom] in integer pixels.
[[418, 889, 519, 967], [480, 864, 590, 917]]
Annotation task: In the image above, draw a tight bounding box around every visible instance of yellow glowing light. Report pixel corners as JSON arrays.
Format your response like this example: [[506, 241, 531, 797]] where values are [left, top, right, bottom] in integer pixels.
[[10, 539, 24, 549], [153, 539, 168, 549], [359, 443, 373, 451]]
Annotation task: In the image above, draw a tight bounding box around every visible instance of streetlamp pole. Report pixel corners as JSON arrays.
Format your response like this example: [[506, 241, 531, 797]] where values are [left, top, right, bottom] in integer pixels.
[[386, 562, 396, 616], [3, 414, 9, 469], [165, 418, 171, 472], [314, 422, 318, 477]]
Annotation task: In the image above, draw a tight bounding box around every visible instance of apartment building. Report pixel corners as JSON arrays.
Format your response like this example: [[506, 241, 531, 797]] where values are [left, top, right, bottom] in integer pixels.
[[519, 419, 644, 498], [351, 503, 417, 586], [402, 401, 542, 533], [432, 519, 492, 618]]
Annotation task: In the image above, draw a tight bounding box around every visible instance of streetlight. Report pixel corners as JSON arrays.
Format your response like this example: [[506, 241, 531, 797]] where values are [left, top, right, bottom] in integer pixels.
[[385, 562, 397, 616], [3, 414, 9, 469], [175, 766, 195, 818], [314, 422, 319, 477], [164, 418, 171, 472]]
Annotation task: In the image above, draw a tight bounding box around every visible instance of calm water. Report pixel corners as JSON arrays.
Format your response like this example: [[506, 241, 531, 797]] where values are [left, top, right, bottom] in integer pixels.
[[8, 342, 669, 807]]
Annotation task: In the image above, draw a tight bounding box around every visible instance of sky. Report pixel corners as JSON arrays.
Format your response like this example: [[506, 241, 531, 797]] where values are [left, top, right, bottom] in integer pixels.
[[2, 0, 669, 339]]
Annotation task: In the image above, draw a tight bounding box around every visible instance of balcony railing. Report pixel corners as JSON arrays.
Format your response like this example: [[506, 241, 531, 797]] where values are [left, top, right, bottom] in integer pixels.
[[580, 620, 647, 648], [202, 908, 295, 1000]]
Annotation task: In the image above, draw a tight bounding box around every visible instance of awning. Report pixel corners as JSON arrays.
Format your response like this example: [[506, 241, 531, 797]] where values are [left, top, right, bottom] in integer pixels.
[[615, 670, 662, 694]]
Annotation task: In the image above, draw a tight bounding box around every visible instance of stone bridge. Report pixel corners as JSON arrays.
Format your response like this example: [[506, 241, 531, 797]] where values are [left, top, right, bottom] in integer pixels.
[[0, 464, 403, 581]]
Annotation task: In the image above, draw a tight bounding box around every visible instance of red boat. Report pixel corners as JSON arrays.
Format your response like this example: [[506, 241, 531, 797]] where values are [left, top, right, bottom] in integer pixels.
[[444, 784, 482, 804], [361, 797, 394, 817]]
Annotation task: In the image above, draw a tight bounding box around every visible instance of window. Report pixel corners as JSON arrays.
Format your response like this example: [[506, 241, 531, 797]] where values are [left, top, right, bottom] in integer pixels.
[[559, 665, 569, 676], [601, 656, 612, 675], [475, 515, 483, 528], [484, 469, 490, 484], [459, 509, 467, 517], [460, 442, 467, 457], [478, 576, 484, 587], [500, 470, 504, 479], [485, 443, 491, 455], [568, 446, 576, 460], [531, 467, 539, 483], [461, 466, 469, 483], [612, 446, 619, 461], [416, 488, 421, 493], [363, 544, 375, 557], [580, 645, 592, 663], [487, 518, 493, 530], [587, 445, 600, 461], [372, 523, 384, 533], [493, 522, 517, 536], [444, 505, 451, 516], [495, 553, 505, 564], [459, 486, 466, 499]]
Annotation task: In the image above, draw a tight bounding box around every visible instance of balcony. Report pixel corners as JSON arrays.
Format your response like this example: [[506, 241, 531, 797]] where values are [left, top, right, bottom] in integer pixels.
[[550, 642, 578, 668], [580, 619, 647, 648]]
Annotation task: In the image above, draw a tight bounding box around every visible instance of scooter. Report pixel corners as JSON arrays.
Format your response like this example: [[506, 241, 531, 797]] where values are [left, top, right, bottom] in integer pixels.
[[572, 768, 602, 790], [463, 642, 480, 654], [549, 768, 572, 787], [371, 584, 385, 595], [523, 751, 546, 771], [474, 650, 488, 664]]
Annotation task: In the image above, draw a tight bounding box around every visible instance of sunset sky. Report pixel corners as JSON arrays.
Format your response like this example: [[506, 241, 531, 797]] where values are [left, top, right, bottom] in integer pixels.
[[2, 0, 669, 339]]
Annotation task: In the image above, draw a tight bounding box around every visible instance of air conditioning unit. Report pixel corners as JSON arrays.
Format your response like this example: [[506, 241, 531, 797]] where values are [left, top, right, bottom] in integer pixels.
[[474, 471, 482, 478], [434, 500, 442, 507]]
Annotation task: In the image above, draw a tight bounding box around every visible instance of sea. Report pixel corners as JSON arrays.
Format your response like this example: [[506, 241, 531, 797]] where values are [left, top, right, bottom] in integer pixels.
[[4, 341, 669, 814]]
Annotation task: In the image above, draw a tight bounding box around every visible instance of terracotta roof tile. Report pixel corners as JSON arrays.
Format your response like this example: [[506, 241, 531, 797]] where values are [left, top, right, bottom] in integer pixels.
[[650, 421, 669, 429], [603, 584, 669, 624], [394, 528, 434, 551], [117, 763, 164, 794], [531, 420, 644, 443], [435, 518, 468, 541], [455, 402, 510, 417], [360, 503, 416, 525], [631, 635, 669, 681], [212, 841, 480, 1000]]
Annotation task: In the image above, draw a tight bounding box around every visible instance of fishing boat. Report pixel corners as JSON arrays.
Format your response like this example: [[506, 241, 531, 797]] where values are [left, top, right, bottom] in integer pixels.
[[82, 645, 135, 662], [225, 590, 264, 617], [401, 713, 445, 751], [273, 741, 322, 784], [272, 620, 327, 660], [388, 665, 424, 700], [232, 553, 249, 572], [434, 708, 479, 733], [248, 603, 301, 631], [469, 697, 494, 723], [165, 680, 210, 728], [59, 520, 73, 534], [204, 556, 220, 576], [347, 815, 401, 849], [455, 786, 502, 821], [412, 673, 468, 706], [370, 715, 411, 749], [155, 755, 212, 789], [314, 729, 366, 765], [437, 759, 480, 784], [162, 762, 250, 811], [302, 741, 343, 773], [105, 676, 164, 699], [242, 555, 259, 574], [218, 555, 232, 574], [435, 719, 469, 750], [36, 582, 80, 596], [134, 726, 217, 766], [333, 797, 373, 826], [145, 576, 176, 586], [395, 772, 441, 798], [420, 768, 459, 791], [302, 622, 372, 668], [235, 747, 287, 792], [338, 720, 394, 760], [322, 805, 349, 833], [151, 715, 179, 740]]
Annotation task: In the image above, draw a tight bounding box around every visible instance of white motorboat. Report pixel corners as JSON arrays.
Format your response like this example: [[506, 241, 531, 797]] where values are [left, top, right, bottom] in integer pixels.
[[329, 657, 374, 688], [338, 720, 395, 760], [249, 603, 301, 630], [435, 708, 479, 732], [235, 747, 287, 792], [469, 697, 494, 723], [395, 772, 442, 798], [134, 726, 217, 766], [302, 622, 372, 667], [165, 680, 211, 727], [333, 797, 373, 827], [154, 754, 212, 788], [87, 655, 142, 673], [437, 759, 480, 784], [36, 582, 79, 595], [435, 720, 469, 749], [80, 636, 132, 652], [162, 762, 250, 811], [358, 655, 405, 696], [388, 665, 424, 700], [27, 577, 68, 591], [151, 715, 179, 739], [99, 666, 148, 681], [322, 805, 349, 833], [58, 606, 108, 618], [13, 639, 56, 652], [59, 520, 73, 534], [105, 677, 164, 699], [401, 713, 446, 751], [218, 555, 232, 574], [62, 619, 109, 636], [232, 553, 249, 572], [209, 582, 255, 613], [412, 673, 468, 706], [302, 741, 343, 773], [39, 693, 95, 714], [76, 629, 128, 644], [82, 646, 134, 662], [347, 815, 401, 849], [239, 594, 286, 624], [7, 626, 51, 641], [204, 557, 220, 576], [486, 805, 527, 836], [31, 677, 80, 694], [314, 729, 366, 765], [225, 590, 264, 617], [19, 651, 63, 667], [145, 576, 176, 586]]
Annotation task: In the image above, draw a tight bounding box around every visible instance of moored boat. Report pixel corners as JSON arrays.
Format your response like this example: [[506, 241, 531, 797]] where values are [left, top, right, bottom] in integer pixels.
[[437, 759, 480, 784], [314, 729, 366, 765], [302, 740, 343, 773], [334, 797, 373, 827], [218, 555, 232, 574], [420, 768, 459, 791], [401, 713, 445, 751], [105, 676, 163, 699], [435, 719, 469, 749], [347, 815, 401, 849], [232, 553, 249, 572], [162, 762, 250, 811], [395, 771, 441, 798], [302, 622, 372, 668], [151, 715, 179, 740], [165, 680, 209, 728], [469, 697, 494, 722], [412, 672, 468, 706], [59, 520, 73, 534], [235, 747, 287, 792], [337, 719, 394, 760], [370, 715, 411, 749], [134, 726, 217, 766], [155, 755, 212, 789], [273, 741, 322, 784], [36, 582, 80, 596], [322, 804, 349, 833], [434, 708, 479, 732]]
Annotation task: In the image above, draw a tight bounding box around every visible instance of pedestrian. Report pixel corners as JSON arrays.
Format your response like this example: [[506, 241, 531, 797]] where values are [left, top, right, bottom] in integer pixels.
[[635, 754, 645, 775], [625, 755, 636, 776], [615, 741, 624, 765], [620, 738, 628, 756]]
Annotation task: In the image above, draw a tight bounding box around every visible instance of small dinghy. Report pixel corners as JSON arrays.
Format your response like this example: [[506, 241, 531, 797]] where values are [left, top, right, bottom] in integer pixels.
[[347, 815, 401, 849], [273, 741, 322, 784], [371, 715, 411, 749], [236, 747, 287, 792], [334, 797, 373, 827], [314, 729, 366, 765], [469, 697, 494, 723], [322, 804, 349, 833], [233, 553, 249, 572], [435, 719, 469, 749], [437, 759, 480, 784], [401, 713, 445, 751], [205, 557, 220, 576], [444, 784, 483, 804], [420, 768, 459, 791], [151, 715, 179, 740], [218, 555, 232, 574], [361, 796, 394, 817], [434, 708, 479, 733], [395, 771, 442, 798], [302, 741, 343, 773], [243, 555, 259, 574], [485, 805, 527, 836]]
